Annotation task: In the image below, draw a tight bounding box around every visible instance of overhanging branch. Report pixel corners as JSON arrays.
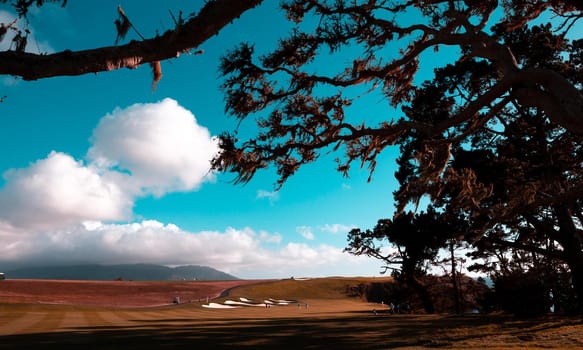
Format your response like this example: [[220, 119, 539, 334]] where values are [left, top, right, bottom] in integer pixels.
[[0, 0, 262, 80]]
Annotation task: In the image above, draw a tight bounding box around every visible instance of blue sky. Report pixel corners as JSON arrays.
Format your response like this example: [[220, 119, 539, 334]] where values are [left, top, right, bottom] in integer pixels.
[[0, 1, 518, 278], [0, 1, 407, 278]]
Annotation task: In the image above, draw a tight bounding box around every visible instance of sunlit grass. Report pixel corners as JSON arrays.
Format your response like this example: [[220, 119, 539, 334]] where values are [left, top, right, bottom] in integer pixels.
[[225, 277, 390, 301]]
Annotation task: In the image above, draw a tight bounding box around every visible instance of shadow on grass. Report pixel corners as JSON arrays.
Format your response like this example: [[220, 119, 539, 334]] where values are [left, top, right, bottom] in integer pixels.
[[0, 314, 442, 349], [1, 314, 580, 349]]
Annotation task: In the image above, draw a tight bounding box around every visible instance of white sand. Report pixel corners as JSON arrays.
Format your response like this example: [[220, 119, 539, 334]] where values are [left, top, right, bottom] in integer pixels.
[[202, 303, 239, 309], [266, 298, 297, 305], [205, 297, 298, 309], [224, 300, 266, 307]]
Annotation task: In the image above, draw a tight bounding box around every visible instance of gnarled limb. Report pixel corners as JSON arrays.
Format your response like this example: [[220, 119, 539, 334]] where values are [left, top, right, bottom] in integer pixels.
[[511, 68, 583, 135], [0, 0, 262, 80]]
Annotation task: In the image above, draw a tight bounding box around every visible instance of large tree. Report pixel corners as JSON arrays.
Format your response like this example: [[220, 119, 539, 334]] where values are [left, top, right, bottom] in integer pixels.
[[210, 1, 583, 310], [346, 206, 468, 313], [385, 20, 583, 311]]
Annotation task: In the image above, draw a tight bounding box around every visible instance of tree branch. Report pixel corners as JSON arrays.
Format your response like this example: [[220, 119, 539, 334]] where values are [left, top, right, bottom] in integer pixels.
[[488, 236, 565, 261], [512, 68, 583, 134], [0, 0, 262, 80]]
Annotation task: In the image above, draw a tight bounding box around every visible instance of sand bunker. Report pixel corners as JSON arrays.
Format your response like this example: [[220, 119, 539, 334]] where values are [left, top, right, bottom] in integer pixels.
[[203, 297, 298, 309], [266, 298, 296, 305], [225, 300, 266, 307], [202, 302, 239, 309]]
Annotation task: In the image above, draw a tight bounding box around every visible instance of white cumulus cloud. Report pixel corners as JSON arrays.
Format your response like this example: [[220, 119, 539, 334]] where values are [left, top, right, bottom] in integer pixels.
[[0, 152, 131, 230], [259, 230, 283, 244], [0, 98, 218, 230], [88, 98, 219, 196]]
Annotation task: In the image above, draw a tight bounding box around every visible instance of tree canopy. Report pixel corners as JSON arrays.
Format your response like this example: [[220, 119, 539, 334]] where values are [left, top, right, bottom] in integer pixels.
[[214, 0, 582, 186], [209, 1, 583, 312]]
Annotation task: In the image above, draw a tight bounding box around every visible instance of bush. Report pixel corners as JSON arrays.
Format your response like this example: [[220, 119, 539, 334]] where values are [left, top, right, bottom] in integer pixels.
[[347, 275, 490, 314], [494, 270, 552, 317]]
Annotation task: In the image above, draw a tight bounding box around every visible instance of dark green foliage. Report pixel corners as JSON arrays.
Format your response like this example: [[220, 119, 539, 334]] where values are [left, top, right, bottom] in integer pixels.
[[345, 207, 453, 275], [494, 269, 553, 317], [348, 275, 490, 314], [346, 207, 470, 313]]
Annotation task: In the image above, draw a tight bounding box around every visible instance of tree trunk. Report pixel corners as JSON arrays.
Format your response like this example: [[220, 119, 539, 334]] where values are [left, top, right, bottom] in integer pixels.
[[403, 263, 435, 313], [450, 241, 462, 315], [554, 204, 583, 313], [409, 275, 435, 314]]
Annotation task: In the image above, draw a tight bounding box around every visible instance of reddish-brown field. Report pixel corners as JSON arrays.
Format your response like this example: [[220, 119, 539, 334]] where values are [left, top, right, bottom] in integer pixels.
[[1, 277, 582, 349], [0, 279, 265, 307]]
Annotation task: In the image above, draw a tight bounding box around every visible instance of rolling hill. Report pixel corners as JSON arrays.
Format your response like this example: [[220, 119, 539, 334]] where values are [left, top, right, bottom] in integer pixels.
[[4, 263, 238, 281]]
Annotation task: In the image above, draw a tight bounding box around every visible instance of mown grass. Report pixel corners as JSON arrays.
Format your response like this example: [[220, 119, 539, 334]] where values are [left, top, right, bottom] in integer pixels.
[[225, 276, 390, 301], [1, 277, 582, 349]]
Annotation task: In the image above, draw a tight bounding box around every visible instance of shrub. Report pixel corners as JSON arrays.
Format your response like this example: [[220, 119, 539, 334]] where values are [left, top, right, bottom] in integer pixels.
[[494, 270, 552, 317]]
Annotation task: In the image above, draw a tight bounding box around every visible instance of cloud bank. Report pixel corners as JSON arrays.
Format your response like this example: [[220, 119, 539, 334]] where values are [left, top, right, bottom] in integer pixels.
[[0, 152, 131, 230], [0, 221, 380, 278]]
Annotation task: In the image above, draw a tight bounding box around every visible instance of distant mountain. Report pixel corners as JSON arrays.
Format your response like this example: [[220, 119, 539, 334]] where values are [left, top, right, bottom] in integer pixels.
[[5, 264, 239, 281]]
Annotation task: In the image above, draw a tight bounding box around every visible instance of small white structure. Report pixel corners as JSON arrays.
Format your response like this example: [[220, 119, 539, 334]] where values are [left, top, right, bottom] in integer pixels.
[[0, 272, 5, 280]]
